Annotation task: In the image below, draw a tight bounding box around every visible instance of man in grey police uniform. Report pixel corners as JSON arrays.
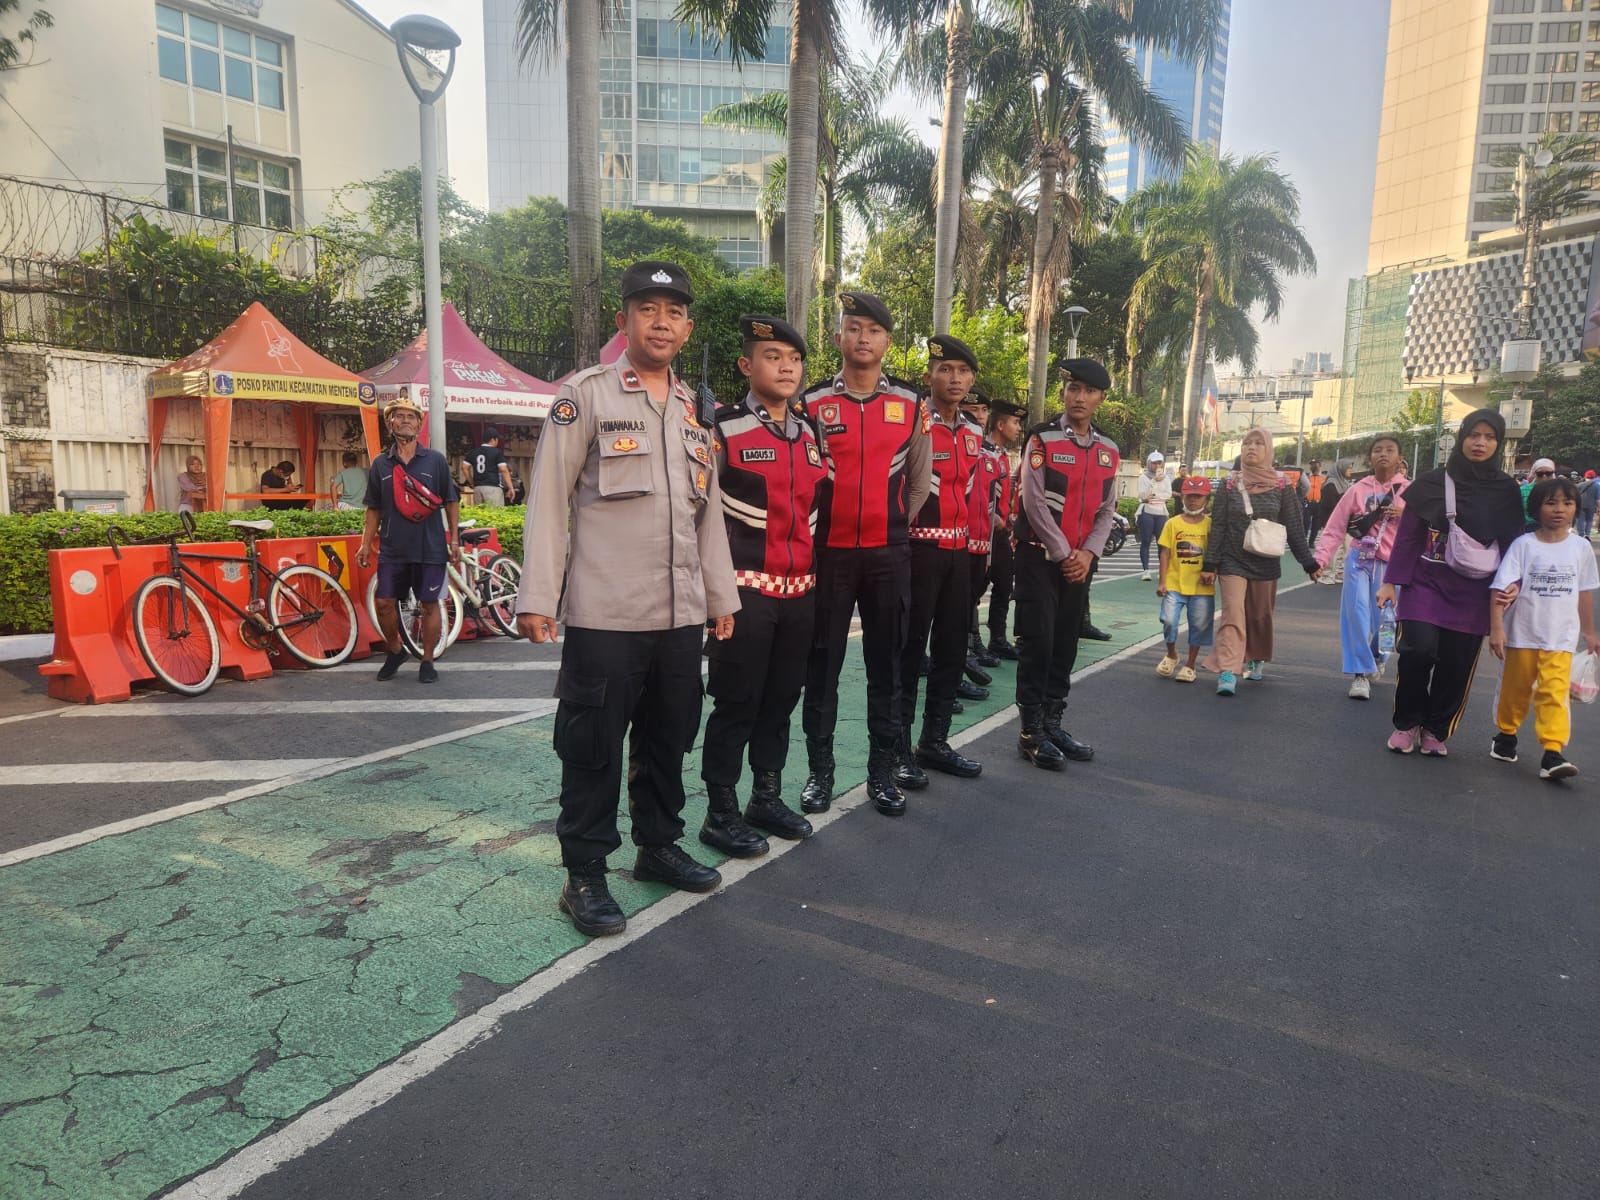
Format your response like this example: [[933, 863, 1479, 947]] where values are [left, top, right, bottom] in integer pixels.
[[515, 260, 741, 938]]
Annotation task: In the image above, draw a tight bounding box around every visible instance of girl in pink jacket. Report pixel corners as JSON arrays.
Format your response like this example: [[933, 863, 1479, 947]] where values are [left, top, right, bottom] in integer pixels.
[[1314, 434, 1410, 699]]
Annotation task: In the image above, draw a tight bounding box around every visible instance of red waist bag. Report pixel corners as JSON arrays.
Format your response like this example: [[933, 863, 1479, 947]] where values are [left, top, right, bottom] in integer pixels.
[[392, 461, 444, 523]]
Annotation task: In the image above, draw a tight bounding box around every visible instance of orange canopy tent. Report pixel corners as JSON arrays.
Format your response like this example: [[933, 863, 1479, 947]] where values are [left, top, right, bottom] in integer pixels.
[[144, 302, 383, 512]]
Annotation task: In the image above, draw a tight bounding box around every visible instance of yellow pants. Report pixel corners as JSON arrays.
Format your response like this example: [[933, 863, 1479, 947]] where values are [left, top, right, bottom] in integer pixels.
[[1495, 647, 1573, 750]]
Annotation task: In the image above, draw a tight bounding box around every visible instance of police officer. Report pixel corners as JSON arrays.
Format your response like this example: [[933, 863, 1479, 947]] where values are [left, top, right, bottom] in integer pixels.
[[699, 315, 827, 856], [515, 261, 740, 938], [959, 390, 1003, 670], [1013, 357, 1121, 769], [800, 292, 931, 817], [984, 398, 1027, 659]]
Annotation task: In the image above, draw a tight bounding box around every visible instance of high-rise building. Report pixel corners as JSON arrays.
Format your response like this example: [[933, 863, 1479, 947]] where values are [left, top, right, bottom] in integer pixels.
[[483, 0, 788, 272], [1102, 2, 1231, 201]]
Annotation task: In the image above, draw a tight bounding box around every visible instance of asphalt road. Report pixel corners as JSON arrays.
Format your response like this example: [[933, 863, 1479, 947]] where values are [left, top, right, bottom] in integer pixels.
[[205, 584, 1600, 1200]]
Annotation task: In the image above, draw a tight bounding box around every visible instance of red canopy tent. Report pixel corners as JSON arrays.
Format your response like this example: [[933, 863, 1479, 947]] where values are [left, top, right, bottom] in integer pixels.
[[362, 302, 559, 432], [145, 302, 382, 512]]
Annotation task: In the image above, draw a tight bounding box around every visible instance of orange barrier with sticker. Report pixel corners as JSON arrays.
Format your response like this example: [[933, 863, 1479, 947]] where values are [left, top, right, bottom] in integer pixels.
[[254, 535, 376, 664], [38, 543, 274, 704]]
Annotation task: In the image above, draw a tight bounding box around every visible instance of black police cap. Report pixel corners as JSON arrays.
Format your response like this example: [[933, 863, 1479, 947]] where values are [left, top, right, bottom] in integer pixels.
[[928, 334, 978, 371], [620, 260, 694, 305], [1058, 356, 1111, 392], [838, 291, 894, 332], [739, 313, 808, 358], [988, 397, 1028, 419]]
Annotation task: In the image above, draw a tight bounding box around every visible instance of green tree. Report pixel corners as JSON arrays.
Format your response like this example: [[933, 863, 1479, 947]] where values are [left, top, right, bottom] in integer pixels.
[[1123, 147, 1316, 468], [1524, 361, 1600, 470], [0, 0, 50, 70], [1393, 387, 1442, 433]]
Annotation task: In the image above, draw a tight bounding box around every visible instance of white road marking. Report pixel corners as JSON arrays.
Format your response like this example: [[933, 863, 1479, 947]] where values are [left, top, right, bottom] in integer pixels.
[[0, 760, 342, 786], [56, 700, 555, 718], [0, 702, 558, 869]]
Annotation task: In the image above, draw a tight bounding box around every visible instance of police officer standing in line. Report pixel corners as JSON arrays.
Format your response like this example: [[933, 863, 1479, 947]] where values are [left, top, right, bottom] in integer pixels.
[[699, 315, 827, 857], [984, 398, 1027, 659], [800, 292, 932, 817], [515, 261, 740, 938], [896, 335, 985, 791], [1012, 357, 1121, 769], [959, 390, 1003, 670]]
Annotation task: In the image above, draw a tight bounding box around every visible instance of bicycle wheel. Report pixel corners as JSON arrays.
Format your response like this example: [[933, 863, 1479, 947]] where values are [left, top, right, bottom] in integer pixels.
[[478, 553, 522, 636], [131, 575, 221, 695], [369, 574, 461, 659], [269, 565, 358, 667]]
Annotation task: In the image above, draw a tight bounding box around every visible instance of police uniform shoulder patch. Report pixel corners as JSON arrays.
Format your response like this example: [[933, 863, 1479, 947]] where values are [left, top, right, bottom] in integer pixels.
[[549, 398, 578, 426], [1028, 448, 1046, 470]]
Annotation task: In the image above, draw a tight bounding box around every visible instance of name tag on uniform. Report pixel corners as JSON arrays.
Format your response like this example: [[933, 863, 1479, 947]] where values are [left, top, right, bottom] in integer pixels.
[[883, 400, 906, 424], [932, 451, 951, 462], [742, 447, 778, 463], [1052, 451, 1076, 465], [600, 419, 645, 433]]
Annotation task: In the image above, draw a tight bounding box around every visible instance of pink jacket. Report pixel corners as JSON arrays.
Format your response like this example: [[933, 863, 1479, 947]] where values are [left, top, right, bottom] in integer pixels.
[[1315, 474, 1411, 568]]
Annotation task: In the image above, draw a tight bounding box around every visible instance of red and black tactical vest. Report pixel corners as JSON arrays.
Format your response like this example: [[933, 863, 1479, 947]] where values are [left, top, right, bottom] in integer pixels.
[[713, 400, 829, 597], [805, 375, 925, 549], [1014, 421, 1121, 552], [909, 409, 980, 551], [965, 424, 1005, 554]]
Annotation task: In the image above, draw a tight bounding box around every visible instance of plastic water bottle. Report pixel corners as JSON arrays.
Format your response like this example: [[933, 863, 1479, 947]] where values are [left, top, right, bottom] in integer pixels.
[[1377, 604, 1397, 659]]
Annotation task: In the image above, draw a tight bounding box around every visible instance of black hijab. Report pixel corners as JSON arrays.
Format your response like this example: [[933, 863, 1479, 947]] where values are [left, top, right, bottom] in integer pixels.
[[1402, 408, 1524, 548]]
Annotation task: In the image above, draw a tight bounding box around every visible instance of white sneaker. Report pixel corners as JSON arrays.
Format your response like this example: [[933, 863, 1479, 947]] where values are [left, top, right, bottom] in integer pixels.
[[1348, 675, 1371, 700], [1140, 570, 1152, 581], [1371, 659, 1387, 683]]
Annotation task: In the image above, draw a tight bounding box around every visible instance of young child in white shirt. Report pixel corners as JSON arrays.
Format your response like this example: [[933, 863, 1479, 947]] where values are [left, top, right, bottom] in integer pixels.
[[1488, 476, 1600, 779]]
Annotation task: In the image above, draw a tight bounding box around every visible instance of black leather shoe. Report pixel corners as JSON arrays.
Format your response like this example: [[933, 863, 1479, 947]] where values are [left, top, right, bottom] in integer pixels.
[[969, 635, 1001, 668], [559, 861, 627, 937], [1043, 703, 1094, 761], [893, 725, 929, 791], [987, 636, 1019, 660], [956, 679, 989, 701], [376, 649, 408, 681], [916, 716, 981, 777], [1017, 706, 1066, 770], [634, 843, 722, 892], [699, 786, 769, 858], [867, 741, 906, 816], [746, 795, 813, 840], [1080, 622, 1112, 642], [800, 737, 834, 814], [964, 657, 993, 686], [950, 698, 965, 714]]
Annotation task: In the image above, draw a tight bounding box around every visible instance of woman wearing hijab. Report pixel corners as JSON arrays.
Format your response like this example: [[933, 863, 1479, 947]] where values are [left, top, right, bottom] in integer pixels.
[[1315, 460, 1356, 584], [1135, 451, 1173, 581], [1202, 428, 1320, 695], [1375, 410, 1525, 756]]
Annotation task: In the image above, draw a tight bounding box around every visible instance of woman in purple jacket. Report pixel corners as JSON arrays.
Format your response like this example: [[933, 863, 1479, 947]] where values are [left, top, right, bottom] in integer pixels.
[[1375, 410, 1525, 756]]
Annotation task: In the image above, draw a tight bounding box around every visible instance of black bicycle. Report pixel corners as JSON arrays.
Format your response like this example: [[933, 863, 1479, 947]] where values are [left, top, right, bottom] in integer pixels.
[[109, 512, 359, 695]]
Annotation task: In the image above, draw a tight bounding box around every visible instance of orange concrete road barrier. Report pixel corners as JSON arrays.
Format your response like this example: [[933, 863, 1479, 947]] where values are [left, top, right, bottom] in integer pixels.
[[256, 535, 375, 664]]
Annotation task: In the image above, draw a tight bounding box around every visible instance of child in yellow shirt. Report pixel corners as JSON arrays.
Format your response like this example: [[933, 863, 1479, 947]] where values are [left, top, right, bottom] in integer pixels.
[[1155, 477, 1216, 683]]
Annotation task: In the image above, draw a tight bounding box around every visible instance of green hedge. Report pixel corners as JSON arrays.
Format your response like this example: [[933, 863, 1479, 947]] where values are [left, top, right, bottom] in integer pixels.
[[0, 505, 526, 635]]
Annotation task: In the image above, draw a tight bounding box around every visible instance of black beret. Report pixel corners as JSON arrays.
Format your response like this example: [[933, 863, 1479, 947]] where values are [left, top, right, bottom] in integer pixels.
[[739, 313, 808, 358], [838, 291, 894, 331], [959, 388, 990, 408], [1058, 356, 1111, 392], [988, 397, 1028, 419], [928, 334, 978, 371], [620, 259, 693, 304]]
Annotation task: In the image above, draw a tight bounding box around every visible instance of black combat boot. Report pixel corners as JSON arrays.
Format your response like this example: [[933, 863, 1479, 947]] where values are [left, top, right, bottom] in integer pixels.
[[1080, 619, 1112, 641], [559, 859, 627, 937], [970, 629, 1001, 668], [987, 633, 1019, 660], [745, 769, 813, 840], [1042, 701, 1094, 761], [800, 737, 835, 814], [634, 843, 722, 892], [964, 656, 993, 686], [956, 678, 989, 701], [1017, 705, 1066, 770], [866, 737, 907, 816], [916, 715, 982, 777], [699, 784, 770, 858], [894, 723, 929, 791]]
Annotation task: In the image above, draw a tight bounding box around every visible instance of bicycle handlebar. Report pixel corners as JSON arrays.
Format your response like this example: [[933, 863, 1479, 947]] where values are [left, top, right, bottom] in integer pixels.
[[106, 511, 196, 559]]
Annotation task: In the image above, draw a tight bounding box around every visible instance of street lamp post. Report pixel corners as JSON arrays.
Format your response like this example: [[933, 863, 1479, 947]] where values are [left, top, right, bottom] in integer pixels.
[[1503, 144, 1554, 472], [391, 14, 460, 453]]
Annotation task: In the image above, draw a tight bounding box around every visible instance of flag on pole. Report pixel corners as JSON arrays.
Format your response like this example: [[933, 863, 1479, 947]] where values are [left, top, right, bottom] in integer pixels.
[[1202, 388, 1221, 434]]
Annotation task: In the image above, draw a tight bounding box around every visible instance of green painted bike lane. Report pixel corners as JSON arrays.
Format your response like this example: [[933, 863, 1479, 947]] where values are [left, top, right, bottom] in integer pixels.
[[0, 579, 1159, 1199]]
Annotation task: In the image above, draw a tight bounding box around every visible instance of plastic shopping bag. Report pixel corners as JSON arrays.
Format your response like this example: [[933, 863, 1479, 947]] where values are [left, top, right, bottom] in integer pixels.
[[1571, 651, 1600, 705]]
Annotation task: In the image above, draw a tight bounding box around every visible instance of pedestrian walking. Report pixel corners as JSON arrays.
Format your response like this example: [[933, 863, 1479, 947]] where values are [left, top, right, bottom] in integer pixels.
[[1135, 451, 1172, 581], [1578, 470, 1598, 538], [1375, 410, 1526, 757], [468, 427, 516, 507], [1202, 427, 1319, 696], [1303, 459, 1326, 544], [1487, 475, 1600, 779], [984, 400, 1026, 660], [799, 292, 931, 817], [1316, 461, 1355, 583], [698, 315, 825, 859], [1315, 433, 1410, 700], [357, 391, 461, 685], [1012, 357, 1120, 769], [1154, 476, 1215, 683], [960, 390, 1003, 672], [515, 261, 740, 937], [896, 334, 985, 792]]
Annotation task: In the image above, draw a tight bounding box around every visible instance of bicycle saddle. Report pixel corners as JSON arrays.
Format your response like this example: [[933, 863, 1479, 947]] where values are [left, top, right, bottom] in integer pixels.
[[461, 528, 493, 544], [228, 519, 275, 533]]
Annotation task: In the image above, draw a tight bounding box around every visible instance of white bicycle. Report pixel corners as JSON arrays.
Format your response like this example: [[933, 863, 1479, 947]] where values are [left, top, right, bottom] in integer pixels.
[[364, 521, 522, 660]]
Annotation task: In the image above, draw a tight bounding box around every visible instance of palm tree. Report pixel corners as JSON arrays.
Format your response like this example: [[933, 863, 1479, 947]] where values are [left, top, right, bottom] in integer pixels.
[[967, 0, 1219, 421], [1123, 147, 1316, 468], [516, 0, 604, 368]]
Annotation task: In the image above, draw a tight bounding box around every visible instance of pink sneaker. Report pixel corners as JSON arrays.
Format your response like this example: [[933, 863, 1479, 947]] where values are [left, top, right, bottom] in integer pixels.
[[1419, 731, 1448, 757], [1387, 726, 1419, 754]]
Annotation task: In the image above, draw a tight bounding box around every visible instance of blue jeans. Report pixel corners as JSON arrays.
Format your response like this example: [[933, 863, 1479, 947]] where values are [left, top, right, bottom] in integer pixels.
[[1137, 511, 1167, 571], [1339, 548, 1388, 675], [1160, 590, 1215, 648]]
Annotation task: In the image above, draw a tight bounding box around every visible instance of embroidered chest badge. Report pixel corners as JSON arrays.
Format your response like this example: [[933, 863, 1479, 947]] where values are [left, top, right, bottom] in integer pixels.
[[964, 434, 978, 456], [695, 468, 708, 491], [806, 441, 821, 466], [819, 402, 840, 426], [883, 400, 906, 424], [612, 436, 639, 453], [694, 445, 711, 465], [682, 401, 700, 427], [1098, 448, 1113, 468]]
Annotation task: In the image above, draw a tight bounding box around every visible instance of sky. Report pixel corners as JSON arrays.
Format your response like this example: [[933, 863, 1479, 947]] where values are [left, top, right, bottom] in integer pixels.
[[359, 0, 1393, 373]]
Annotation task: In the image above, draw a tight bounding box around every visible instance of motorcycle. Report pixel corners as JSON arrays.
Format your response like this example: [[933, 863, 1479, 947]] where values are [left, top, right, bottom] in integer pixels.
[[1101, 511, 1131, 558]]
